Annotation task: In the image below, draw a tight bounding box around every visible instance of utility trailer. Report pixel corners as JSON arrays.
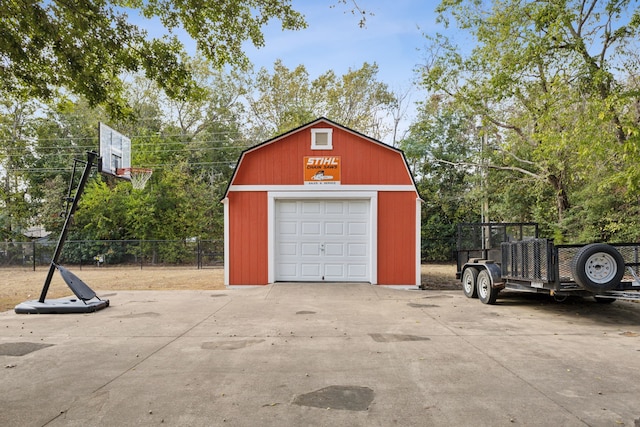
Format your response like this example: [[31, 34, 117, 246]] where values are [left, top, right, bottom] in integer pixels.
[[457, 223, 640, 304]]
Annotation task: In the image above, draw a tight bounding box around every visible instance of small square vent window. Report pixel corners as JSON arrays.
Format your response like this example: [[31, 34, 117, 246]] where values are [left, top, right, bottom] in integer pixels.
[[311, 128, 333, 150]]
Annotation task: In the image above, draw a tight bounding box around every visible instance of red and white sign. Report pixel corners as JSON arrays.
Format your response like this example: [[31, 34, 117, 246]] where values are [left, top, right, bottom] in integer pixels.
[[304, 156, 341, 185]]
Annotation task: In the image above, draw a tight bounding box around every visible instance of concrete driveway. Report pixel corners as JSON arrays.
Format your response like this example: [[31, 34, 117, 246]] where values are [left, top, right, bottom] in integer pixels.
[[1, 284, 640, 426]]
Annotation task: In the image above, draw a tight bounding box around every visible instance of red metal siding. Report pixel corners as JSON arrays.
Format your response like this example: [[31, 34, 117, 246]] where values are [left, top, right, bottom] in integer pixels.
[[377, 192, 417, 285], [228, 191, 268, 285], [231, 125, 413, 186]]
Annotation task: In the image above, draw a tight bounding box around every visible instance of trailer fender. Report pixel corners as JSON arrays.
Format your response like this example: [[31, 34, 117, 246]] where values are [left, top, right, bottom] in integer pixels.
[[462, 263, 504, 289], [482, 263, 505, 289]]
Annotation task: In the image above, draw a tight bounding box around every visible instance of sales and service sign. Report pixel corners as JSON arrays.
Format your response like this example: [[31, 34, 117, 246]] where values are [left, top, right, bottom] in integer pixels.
[[304, 156, 341, 185]]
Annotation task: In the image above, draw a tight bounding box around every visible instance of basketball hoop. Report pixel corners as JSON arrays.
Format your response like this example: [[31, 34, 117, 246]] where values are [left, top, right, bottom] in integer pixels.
[[116, 167, 153, 190]]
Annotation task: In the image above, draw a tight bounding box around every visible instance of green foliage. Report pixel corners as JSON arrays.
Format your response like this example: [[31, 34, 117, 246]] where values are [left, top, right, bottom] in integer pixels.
[[0, 95, 39, 237], [246, 60, 396, 140], [424, 0, 640, 243], [400, 96, 479, 260], [1, 48, 403, 261], [1, 1, 427, 259], [1, 0, 306, 117], [250, 60, 319, 137], [323, 62, 396, 137], [38, 175, 70, 237]]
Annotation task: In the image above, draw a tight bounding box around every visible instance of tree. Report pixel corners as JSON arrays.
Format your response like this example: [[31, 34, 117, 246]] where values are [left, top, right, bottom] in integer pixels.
[[4, 58, 248, 248], [1, 0, 306, 117], [0, 95, 39, 239], [422, 0, 640, 241], [246, 60, 321, 139], [324, 63, 397, 139], [129, 60, 247, 239], [400, 95, 479, 260], [388, 86, 413, 147], [246, 61, 396, 140]]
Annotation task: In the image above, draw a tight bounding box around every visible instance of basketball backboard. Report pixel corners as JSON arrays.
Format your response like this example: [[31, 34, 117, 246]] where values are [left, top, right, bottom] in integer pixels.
[[99, 122, 131, 179]]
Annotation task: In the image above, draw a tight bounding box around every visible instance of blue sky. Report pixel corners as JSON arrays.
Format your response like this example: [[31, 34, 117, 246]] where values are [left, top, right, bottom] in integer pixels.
[[239, 1, 448, 140], [134, 1, 449, 140], [242, 1, 440, 91]]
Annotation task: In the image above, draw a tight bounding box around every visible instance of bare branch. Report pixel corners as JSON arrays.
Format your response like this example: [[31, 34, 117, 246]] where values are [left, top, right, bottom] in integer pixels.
[[333, 0, 372, 28], [434, 158, 541, 179], [492, 145, 537, 166]]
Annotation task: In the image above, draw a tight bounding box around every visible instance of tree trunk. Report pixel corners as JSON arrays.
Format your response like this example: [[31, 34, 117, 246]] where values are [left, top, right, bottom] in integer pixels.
[[548, 174, 570, 222]]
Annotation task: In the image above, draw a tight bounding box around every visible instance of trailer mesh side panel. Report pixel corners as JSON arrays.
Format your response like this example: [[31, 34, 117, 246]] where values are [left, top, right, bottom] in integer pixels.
[[501, 239, 553, 282], [616, 246, 640, 280], [556, 244, 640, 283], [457, 223, 539, 275], [556, 247, 579, 282]]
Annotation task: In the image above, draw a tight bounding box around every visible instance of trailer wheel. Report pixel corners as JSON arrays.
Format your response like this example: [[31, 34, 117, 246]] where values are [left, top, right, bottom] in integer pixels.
[[571, 244, 625, 292], [477, 270, 498, 304], [462, 267, 479, 298]]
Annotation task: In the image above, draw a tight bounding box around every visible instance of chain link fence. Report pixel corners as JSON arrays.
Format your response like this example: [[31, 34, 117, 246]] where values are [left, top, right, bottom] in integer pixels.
[[0, 239, 224, 270], [4, 233, 470, 271]]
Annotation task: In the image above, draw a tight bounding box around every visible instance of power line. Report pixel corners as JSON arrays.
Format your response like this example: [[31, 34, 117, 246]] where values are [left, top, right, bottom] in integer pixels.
[[0, 130, 245, 144], [1, 146, 248, 157], [0, 140, 251, 153], [7, 161, 238, 173]]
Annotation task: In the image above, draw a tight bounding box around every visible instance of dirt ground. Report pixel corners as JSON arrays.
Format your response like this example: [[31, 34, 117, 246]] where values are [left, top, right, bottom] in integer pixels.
[[419, 263, 460, 290], [0, 263, 459, 312]]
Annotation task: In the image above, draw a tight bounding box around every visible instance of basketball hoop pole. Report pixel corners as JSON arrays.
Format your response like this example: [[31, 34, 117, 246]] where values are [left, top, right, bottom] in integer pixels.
[[38, 151, 98, 302]]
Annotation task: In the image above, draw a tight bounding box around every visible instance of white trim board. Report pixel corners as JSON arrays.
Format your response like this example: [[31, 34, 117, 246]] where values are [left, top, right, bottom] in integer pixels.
[[229, 185, 416, 192], [223, 198, 230, 286]]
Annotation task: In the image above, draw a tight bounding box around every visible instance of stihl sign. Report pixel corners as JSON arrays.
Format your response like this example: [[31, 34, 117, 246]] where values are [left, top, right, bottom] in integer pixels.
[[304, 156, 341, 185], [305, 157, 339, 166]]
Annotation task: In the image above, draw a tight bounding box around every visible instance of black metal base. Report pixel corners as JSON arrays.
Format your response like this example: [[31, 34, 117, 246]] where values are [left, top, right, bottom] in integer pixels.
[[16, 263, 110, 314], [14, 297, 109, 314]]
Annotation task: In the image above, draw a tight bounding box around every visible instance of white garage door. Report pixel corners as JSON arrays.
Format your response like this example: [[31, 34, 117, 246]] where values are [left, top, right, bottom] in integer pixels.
[[275, 199, 370, 282]]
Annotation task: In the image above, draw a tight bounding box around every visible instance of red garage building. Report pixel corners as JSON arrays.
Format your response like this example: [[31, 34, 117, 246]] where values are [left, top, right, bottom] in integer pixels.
[[222, 117, 421, 286]]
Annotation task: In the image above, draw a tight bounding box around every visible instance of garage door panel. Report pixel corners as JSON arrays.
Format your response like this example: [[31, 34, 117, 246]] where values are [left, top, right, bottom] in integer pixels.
[[348, 264, 368, 278], [301, 243, 321, 256], [278, 263, 297, 278], [324, 243, 344, 256], [275, 199, 370, 282], [325, 201, 345, 214], [347, 243, 367, 256], [302, 201, 321, 214], [325, 222, 344, 235], [279, 242, 297, 256], [324, 264, 344, 278], [301, 222, 321, 235], [279, 221, 297, 234], [278, 201, 297, 213], [301, 263, 321, 278], [348, 200, 368, 214], [348, 222, 367, 235]]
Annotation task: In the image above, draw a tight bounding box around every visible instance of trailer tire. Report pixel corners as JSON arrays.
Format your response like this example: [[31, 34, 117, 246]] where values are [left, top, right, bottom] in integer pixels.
[[477, 269, 499, 304], [462, 267, 479, 298], [571, 244, 625, 292]]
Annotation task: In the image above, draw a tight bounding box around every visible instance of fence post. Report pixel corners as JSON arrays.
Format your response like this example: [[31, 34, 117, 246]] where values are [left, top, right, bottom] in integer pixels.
[[32, 241, 36, 271], [197, 238, 201, 270]]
